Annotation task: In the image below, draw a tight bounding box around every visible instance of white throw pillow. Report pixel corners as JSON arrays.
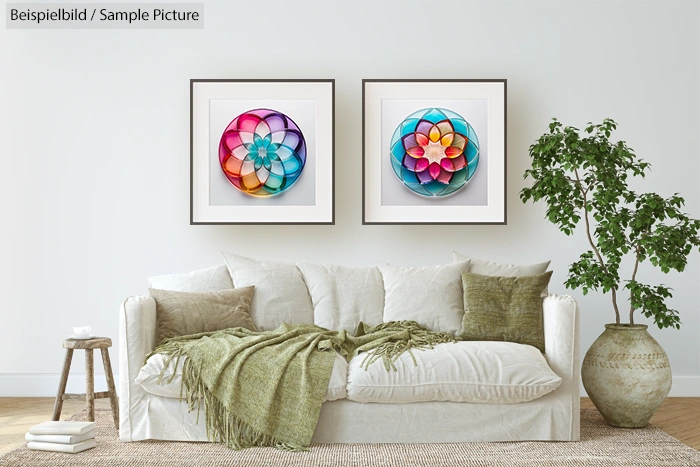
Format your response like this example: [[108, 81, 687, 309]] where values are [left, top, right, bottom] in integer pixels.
[[148, 265, 233, 292], [136, 351, 348, 402], [297, 263, 384, 333], [452, 252, 551, 296], [377, 260, 470, 334], [222, 253, 313, 330], [346, 341, 561, 404], [453, 252, 550, 276]]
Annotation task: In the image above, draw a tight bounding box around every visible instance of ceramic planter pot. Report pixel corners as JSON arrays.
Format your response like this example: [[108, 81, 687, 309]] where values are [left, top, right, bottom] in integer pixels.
[[581, 324, 671, 427]]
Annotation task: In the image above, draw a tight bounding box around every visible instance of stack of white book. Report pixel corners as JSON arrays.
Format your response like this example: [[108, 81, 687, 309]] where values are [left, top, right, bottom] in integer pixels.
[[26, 421, 97, 453]]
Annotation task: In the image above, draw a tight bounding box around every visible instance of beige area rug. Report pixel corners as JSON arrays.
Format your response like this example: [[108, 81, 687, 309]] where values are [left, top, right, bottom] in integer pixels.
[[2, 409, 699, 466]]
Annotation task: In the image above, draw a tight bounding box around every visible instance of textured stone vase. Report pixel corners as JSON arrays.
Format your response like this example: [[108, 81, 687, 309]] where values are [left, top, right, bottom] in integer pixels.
[[582, 324, 671, 428]]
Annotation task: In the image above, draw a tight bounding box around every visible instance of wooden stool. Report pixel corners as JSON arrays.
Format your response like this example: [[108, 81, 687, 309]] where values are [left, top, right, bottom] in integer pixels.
[[51, 337, 119, 429]]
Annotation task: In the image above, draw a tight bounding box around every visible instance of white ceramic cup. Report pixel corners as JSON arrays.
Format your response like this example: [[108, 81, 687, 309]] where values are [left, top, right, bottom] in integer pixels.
[[73, 326, 92, 338]]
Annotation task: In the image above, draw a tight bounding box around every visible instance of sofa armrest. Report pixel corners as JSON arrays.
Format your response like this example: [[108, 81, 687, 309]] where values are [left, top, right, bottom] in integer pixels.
[[118, 295, 157, 441], [543, 293, 580, 439]]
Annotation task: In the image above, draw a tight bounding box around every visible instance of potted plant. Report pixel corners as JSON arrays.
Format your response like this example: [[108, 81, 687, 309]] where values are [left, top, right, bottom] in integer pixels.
[[520, 118, 700, 427]]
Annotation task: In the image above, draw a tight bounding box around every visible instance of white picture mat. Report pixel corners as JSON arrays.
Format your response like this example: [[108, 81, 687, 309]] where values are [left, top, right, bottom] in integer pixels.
[[364, 81, 505, 223], [192, 81, 333, 223], [209, 98, 316, 206], [381, 98, 488, 206]]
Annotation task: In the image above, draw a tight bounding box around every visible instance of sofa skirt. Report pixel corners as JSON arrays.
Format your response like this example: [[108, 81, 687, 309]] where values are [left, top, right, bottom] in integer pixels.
[[119, 390, 578, 443]]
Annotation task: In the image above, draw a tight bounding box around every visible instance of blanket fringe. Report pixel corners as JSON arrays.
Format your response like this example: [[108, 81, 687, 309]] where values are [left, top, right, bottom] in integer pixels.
[[360, 321, 456, 371]]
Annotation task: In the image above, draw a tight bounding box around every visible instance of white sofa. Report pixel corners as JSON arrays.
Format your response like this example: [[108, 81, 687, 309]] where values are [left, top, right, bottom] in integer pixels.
[[119, 262, 580, 444]]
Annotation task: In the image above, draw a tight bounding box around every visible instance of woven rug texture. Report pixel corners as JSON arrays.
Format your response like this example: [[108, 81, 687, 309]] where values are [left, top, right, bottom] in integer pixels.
[[1, 408, 699, 466]]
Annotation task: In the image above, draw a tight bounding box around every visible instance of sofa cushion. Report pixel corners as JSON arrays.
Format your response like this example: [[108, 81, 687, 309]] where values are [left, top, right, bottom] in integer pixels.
[[459, 271, 553, 352], [346, 341, 561, 404], [135, 351, 348, 402], [148, 265, 234, 292], [453, 252, 551, 276], [149, 287, 257, 343], [297, 263, 384, 333], [222, 252, 314, 331], [377, 260, 470, 334]]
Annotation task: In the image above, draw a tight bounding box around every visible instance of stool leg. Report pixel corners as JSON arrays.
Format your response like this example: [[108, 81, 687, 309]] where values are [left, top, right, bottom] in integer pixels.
[[85, 349, 95, 422], [51, 349, 73, 421], [100, 347, 120, 429]]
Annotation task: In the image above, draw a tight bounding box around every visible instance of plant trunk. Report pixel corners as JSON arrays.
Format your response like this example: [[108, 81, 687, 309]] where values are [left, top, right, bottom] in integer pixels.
[[628, 248, 641, 325], [574, 169, 621, 324], [611, 289, 621, 325]]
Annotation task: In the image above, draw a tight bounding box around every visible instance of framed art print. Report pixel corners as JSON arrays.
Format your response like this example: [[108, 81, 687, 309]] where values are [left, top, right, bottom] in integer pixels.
[[362, 79, 506, 224], [191, 79, 334, 224]]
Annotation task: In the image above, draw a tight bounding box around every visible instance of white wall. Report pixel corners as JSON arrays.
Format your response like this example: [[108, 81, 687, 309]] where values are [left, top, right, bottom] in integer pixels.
[[1, 0, 698, 396]]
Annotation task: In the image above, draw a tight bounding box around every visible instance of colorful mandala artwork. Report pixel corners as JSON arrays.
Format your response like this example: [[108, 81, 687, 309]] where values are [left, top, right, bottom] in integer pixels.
[[219, 109, 306, 197], [389, 107, 479, 197]]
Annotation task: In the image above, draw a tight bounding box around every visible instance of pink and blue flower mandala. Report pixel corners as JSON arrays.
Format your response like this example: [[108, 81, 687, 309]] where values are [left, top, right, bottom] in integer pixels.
[[219, 109, 306, 197], [390, 107, 479, 197]]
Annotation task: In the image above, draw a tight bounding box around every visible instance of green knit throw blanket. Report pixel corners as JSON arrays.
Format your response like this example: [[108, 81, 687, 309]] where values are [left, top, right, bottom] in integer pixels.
[[148, 320, 455, 451]]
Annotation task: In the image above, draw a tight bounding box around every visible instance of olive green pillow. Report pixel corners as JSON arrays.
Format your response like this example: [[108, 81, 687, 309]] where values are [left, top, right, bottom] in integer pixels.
[[458, 271, 553, 352], [149, 286, 257, 343]]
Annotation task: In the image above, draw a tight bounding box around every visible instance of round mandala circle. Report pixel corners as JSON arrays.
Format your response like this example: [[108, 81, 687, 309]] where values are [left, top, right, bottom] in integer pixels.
[[389, 107, 479, 197], [219, 108, 306, 197]]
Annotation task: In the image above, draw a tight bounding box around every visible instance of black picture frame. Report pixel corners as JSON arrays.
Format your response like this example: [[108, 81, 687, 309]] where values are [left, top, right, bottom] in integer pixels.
[[362, 79, 507, 225]]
